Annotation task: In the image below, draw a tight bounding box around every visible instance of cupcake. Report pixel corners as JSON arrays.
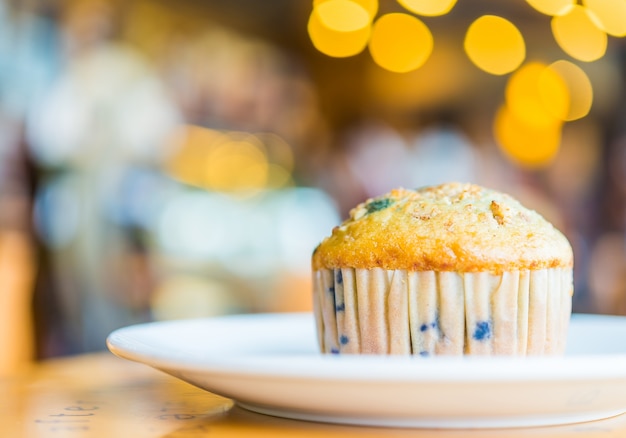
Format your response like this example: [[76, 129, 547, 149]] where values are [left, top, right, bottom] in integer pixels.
[[312, 182, 573, 356]]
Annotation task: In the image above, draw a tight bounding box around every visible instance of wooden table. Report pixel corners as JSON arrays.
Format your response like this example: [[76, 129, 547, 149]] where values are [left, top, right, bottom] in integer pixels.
[[2, 353, 626, 438]]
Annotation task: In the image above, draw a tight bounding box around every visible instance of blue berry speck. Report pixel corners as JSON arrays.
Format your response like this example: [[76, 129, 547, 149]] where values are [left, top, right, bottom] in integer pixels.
[[473, 321, 492, 341], [336, 269, 343, 284]]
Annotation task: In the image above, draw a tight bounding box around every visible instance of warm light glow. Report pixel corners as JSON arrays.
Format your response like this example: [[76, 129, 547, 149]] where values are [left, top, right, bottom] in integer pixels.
[[308, 7, 371, 57], [314, 0, 370, 32], [583, 0, 626, 37], [314, 0, 378, 20], [368, 13, 433, 73], [494, 105, 562, 168], [551, 5, 607, 62], [537, 65, 571, 122], [505, 62, 568, 128], [366, 39, 475, 111], [397, 0, 457, 17], [525, 0, 574, 16], [464, 15, 525, 75], [167, 125, 223, 188], [548, 61, 593, 121], [204, 135, 269, 192], [0, 231, 36, 374], [166, 126, 294, 193]]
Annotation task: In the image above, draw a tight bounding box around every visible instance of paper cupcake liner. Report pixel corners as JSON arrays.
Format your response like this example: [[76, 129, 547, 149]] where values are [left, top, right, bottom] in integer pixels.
[[313, 268, 573, 356]]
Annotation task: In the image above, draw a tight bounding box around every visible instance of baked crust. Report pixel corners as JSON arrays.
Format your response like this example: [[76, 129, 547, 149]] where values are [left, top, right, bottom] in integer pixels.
[[312, 183, 573, 273]]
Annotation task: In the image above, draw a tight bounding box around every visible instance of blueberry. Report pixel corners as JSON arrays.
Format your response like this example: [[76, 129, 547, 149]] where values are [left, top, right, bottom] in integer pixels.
[[473, 321, 492, 341]]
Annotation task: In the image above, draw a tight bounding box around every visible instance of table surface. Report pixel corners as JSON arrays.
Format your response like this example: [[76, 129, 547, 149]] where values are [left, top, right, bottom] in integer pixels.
[[3, 353, 626, 438]]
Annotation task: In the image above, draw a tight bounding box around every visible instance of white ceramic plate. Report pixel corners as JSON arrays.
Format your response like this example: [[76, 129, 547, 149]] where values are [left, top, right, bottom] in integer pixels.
[[107, 313, 626, 428]]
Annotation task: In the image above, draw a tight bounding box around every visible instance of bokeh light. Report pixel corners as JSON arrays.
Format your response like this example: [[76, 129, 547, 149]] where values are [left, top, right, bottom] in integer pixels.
[[204, 134, 269, 192], [494, 104, 562, 168], [397, 0, 457, 17], [166, 125, 222, 188], [583, 0, 626, 37], [314, 0, 379, 19], [166, 125, 294, 194], [464, 15, 525, 75], [505, 62, 568, 128], [314, 0, 370, 32], [525, 0, 574, 16], [551, 5, 607, 62], [537, 64, 571, 122], [366, 38, 475, 111], [496, 62, 570, 168], [547, 60, 593, 121], [308, 5, 371, 57], [368, 13, 433, 73]]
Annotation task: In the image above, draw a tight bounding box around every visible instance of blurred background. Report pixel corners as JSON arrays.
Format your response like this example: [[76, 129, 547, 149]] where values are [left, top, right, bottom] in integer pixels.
[[2, 0, 626, 372]]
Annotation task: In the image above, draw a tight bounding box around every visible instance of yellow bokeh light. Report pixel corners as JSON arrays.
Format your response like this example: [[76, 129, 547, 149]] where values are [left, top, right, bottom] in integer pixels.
[[464, 15, 525, 76], [494, 105, 562, 168], [308, 7, 371, 58], [505, 62, 568, 127], [366, 38, 475, 111], [537, 65, 571, 121], [167, 125, 224, 187], [525, 0, 574, 16], [368, 13, 433, 73], [551, 5, 607, 62], [314, 0, 370, 32], [547, 60, 593, 121], [397, 0, 457, 17], [204, 135, 269, 192], [314, 0, 378, 20], [166, 126, 296, 193], [583, 0, 626, 37]]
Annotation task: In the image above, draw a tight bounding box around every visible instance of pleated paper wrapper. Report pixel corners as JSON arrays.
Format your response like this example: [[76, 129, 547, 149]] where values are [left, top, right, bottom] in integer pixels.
[[312, 267, 573, 356]]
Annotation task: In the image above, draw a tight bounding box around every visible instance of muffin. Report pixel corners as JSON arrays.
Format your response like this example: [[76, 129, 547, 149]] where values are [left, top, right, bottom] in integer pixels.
[[312, 182, 573, 356]]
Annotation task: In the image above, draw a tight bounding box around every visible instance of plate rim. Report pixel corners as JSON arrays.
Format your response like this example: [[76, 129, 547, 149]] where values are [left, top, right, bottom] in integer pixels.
[[106, 312, 626, 384]]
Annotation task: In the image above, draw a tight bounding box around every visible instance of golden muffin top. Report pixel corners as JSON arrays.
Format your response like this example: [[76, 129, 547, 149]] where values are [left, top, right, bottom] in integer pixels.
[[312, 182, 573, 273]]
